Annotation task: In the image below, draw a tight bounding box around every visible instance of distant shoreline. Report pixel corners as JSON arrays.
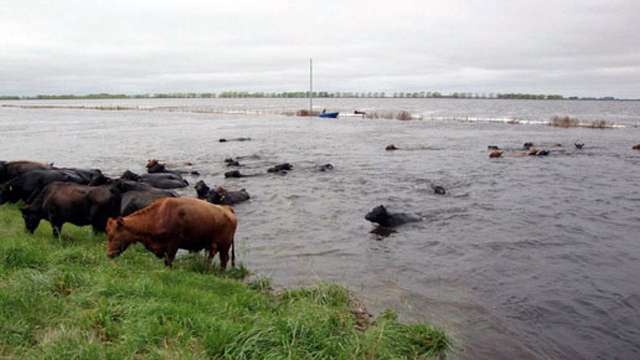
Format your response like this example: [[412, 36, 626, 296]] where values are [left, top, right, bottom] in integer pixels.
[[1, 92, 637, 101]]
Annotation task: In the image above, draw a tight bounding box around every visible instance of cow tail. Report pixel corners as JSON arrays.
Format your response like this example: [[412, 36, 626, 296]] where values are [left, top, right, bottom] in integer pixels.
[[231, 236, 236, 268]]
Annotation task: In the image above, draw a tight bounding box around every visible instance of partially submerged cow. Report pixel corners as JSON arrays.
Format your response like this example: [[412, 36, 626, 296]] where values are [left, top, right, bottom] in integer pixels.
[[120, 170, 189, 189], [112, 179, 178, 216], [194, 180, 250, 206], [106, 198, 238, 269], [146, 159, 198, 176], [20, 182, 121, 236], [365, 205, 421, 228]]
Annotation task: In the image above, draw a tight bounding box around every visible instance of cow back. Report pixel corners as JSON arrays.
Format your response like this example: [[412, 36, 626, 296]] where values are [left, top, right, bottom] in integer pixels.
[[126, 198, 237, 251]]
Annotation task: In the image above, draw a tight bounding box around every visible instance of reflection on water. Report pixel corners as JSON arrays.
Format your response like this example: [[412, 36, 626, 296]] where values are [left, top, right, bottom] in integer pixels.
[[1, 98, 640, 360]]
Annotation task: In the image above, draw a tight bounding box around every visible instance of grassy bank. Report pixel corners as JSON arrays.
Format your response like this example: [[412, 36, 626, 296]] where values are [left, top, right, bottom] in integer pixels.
[[0, 203, 452, 359]]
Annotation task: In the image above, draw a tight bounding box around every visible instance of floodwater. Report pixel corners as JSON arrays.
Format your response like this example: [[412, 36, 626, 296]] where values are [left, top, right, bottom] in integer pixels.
[[1, 98, 640, 359]]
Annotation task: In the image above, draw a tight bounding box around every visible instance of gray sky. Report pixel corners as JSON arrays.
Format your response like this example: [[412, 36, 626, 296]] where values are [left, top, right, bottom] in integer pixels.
[[1, 0, 639, 98]]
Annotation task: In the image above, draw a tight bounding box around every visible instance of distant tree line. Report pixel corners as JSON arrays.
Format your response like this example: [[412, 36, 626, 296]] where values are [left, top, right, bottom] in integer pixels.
[[0, 92, 626, 101]]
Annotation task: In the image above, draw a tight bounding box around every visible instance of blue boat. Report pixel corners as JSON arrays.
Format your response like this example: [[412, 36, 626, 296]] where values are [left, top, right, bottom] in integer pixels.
[[319, 112, 339, 118]]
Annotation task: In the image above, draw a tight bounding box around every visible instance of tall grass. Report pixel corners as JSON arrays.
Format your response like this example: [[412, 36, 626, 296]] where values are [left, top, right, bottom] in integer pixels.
[[364, 110, 416, 120], [0, 204, 453, 359], [549, 116, 612, 128]]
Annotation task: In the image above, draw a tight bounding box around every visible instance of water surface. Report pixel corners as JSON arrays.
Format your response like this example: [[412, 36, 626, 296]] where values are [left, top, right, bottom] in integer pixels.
[[1, 98, 639, 359]]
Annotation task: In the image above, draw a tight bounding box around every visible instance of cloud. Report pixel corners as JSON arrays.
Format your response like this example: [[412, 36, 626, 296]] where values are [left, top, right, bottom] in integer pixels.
[[1, 0, 639, 97]]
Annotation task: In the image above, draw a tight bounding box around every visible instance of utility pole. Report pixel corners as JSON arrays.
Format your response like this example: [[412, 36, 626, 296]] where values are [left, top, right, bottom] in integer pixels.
[[309, 58, 313, 116]]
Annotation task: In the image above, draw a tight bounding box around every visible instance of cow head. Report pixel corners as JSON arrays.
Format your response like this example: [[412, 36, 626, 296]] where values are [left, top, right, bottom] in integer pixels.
[[106, 217, 133, 258], [20, 207, 41, 233], [0, 181, 16, 205], [365, 205, 391, 226], [194, 180, 210, 199], [120, 170, 142, 182]]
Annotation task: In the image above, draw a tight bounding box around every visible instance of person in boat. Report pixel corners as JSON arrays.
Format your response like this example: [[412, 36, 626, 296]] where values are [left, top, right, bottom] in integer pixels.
[[321, 108, 326, 114]]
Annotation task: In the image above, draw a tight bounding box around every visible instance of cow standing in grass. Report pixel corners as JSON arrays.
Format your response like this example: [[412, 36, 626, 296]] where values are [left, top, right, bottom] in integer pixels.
[[106, 198, 237, 268]]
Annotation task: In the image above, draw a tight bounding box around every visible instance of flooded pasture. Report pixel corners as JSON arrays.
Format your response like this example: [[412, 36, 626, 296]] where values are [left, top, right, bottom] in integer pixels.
[[1, 98, 640, 359]]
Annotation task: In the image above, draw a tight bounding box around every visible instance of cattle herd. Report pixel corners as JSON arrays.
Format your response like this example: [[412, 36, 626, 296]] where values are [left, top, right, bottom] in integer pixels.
[[0, 159, 247, 268], [7, 142, 637, 266]]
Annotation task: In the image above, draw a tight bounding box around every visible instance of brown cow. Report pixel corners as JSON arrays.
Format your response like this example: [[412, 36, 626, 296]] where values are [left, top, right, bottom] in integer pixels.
[[106, 198, 237, 268]]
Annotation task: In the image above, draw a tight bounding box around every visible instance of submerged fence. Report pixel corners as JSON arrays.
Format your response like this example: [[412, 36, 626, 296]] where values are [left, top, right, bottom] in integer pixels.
[[1, 104, 625, 128]]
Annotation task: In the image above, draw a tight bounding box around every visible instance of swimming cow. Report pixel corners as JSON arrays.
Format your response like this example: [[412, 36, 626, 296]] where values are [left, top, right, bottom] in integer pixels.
[[106, 198, 238, 269], [120, 170, 189, 189], [111, 179, 178, 216], [365, 205, 421, 228], [195, 180, 250, 206], [267, 163, 293, 173]]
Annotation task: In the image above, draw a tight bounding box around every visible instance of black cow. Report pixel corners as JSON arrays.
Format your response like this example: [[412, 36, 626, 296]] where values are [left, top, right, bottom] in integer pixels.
[[146, 159, 198, 175], [219, 137, 251, 142], [432, 185, 446, 195], [20, 182, 121, 236], [0, 168, 96, 205], [111, 179, 178, 216], [120, 170, 188, 189], [0, 160, 54, 183], [194, 180, 249, 205], [316, 164, 334, 172], [224, 158, 241, 167], [365, 205, 421, 228], [224, 170, 254, 178], [267, 163, 293, 173], [194, 179, 212, 199]]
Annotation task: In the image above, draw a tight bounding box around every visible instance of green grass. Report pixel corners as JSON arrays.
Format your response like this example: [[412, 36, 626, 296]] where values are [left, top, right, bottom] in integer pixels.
[[0, 203, 452, 359]]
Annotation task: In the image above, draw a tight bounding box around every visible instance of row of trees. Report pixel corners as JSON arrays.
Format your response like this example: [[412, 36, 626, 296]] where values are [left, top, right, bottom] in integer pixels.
[[1, 92, 623, 101]]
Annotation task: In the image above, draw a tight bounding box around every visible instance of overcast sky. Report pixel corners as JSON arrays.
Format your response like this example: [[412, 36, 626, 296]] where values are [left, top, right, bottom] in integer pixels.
[[1, 0, 639, 98]]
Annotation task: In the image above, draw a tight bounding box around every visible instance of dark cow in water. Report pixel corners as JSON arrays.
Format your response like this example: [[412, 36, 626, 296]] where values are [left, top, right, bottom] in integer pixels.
[[146, 159, 198, 176], [224, 158, 241, 167], [267, 163, 293, 173], [120, 170, 188, 189], [316, 164, 334, 172], [224, 170, 259, 178], [0, 160, 54, 183], [106, 198, 238, 268], [0, 168, 101, 205], [219, 137, 251, 142], [111, 179, 178, 216], [194, 180, 250, 205], [365, 205, 421, 228], [20, 182, 121, 236], [432, 185, 446, 195]]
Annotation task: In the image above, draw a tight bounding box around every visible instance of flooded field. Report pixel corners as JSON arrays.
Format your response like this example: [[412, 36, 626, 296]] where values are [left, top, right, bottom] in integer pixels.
[[1, 98, 640, 359]]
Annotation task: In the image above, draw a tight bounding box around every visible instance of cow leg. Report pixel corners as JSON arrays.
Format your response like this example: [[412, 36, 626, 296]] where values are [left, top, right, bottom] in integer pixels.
[[207, 244, 218, 264], [218, 244, 230, 271], [51, 221, 63, 238], [164, 246, 179, 267]]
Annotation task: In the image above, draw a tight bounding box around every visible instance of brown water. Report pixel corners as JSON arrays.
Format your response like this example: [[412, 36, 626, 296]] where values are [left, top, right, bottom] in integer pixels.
[[2, 98, 640, 359]]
